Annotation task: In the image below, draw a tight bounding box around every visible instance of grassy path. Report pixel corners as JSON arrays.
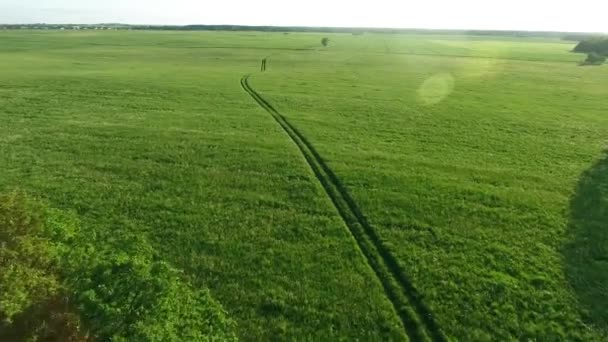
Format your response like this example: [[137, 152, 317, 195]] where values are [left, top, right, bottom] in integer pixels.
[[241, 73, 446, 342]]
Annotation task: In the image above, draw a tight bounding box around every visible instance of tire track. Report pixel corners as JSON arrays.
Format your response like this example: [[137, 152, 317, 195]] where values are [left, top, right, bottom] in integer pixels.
[[240, 73, 446, 342]]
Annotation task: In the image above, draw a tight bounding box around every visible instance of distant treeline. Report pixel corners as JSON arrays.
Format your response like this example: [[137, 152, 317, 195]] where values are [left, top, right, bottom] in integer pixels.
[[0, 23, 602, 38], [562, 33, 607, 41]]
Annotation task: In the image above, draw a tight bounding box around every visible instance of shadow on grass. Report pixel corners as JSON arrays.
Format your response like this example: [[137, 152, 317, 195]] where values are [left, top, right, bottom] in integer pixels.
[[565, 152, 608, 333]]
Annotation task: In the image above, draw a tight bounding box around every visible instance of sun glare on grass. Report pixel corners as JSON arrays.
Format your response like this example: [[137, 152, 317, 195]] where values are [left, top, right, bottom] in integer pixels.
[[417, 73, 455, 105]]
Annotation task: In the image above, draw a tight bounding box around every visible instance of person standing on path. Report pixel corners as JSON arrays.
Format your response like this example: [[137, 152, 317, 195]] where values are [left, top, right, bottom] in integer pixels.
[[261, 58, 268, 71]]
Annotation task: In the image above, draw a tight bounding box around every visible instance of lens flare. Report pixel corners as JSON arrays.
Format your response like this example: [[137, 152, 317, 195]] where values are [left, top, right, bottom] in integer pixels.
[[417, 73, 455, 105]]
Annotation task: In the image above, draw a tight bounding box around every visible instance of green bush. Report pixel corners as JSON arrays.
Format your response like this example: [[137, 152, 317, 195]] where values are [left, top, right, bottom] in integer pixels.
[[0, 192, 60, 323], [0, 191, 88, 341], [64, 233, 237, 341], [583, 52, 607, 65], [573, 37, 608, 55], [0, 192, 237, 341]]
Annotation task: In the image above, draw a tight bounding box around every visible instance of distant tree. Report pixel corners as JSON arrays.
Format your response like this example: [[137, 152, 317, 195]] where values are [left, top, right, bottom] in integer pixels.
[[321, 37, 330, 47], [573, 37, 608, 55], [572, 37, 608, 66], [583, 52, 607, 66]]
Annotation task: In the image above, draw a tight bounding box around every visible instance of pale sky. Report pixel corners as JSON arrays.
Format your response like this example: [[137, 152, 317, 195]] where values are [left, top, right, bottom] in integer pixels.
[[1, 0, 606, 33]]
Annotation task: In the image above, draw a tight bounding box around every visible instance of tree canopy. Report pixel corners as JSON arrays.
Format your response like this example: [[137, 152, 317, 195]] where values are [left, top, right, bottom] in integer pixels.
[[573, 38, 608, 56], [0, 191, 236, 341], [572, 37, 608, 65], [583, 52, 607, 65]]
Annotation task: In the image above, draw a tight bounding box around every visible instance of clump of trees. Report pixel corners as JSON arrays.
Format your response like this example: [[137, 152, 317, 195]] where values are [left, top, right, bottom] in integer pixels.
[[583, 52, 607, 66], [573, 37, 608, 65], [573, 37, 608, 55], [321, 37, 330, 47], [0, 191, 237, 341], [64, 233, 237, 341], [0, 191, 87, 341]]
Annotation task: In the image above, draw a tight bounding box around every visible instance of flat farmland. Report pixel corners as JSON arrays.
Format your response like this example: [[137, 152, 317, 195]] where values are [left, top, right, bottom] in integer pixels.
[[1, 30, 607, 340]]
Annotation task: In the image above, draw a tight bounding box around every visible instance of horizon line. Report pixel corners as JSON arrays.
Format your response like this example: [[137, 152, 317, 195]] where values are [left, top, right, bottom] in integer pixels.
[[0, 23, 605, 35]]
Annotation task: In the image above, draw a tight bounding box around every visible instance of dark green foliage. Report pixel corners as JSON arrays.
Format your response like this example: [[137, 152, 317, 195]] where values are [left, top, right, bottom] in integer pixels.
[[573, 38, 608, 56], [0, 192, 88, 341], [572, 38, 607, 65], [0, 295, 90, 342], [0, 192, 60, 323], [0, 192, 237, 341], [583, 52, 606, 65], [63, 233, 237, 342], [321, 37, 330, 47]]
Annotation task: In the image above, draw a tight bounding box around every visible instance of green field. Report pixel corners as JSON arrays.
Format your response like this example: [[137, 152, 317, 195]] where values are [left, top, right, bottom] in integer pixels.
[[1, 30, 607, 340]]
